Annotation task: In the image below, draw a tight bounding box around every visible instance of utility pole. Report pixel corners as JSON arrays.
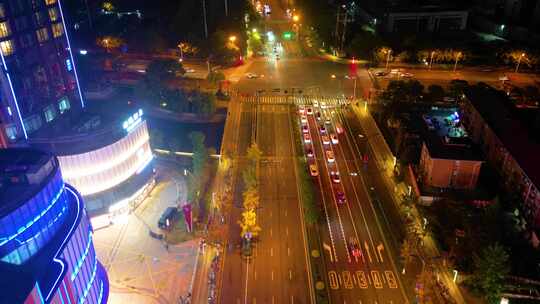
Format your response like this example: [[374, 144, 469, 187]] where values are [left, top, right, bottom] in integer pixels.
[[335, 5, 341, 49], [224, 0, 228, 16], [202, 0, 208, 39], [83, 0, 93, 29], [340, 8, 348, 53]]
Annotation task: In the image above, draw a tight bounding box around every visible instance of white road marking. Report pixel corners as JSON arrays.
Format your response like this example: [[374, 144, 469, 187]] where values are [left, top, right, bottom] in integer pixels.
[[271, 270, 274, 281], [270, 228, 273, 237], [291, 295, 294, 304], [286, 227, 289, 236], [270, 247, 273, 257], [289, 269, 292, 280], [288, 247, 291, 256]]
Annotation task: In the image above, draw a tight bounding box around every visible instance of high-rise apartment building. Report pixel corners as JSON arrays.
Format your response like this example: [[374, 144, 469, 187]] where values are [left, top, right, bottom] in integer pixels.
[[0, 0, 84, 143]]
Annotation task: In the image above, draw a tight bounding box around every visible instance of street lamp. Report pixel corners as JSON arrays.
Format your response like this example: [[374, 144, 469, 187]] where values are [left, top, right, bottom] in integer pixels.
[[229, 35, 237, 43], [515, 52, 526, 73], [292, 14, 300, 22], [453, 51, 462, 72], [384, 49, 392, 70], [429, 51, 436, 70]]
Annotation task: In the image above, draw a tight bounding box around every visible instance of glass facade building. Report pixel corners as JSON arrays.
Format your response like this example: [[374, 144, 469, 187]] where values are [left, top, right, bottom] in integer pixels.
[[0, 148, 109, 304], [0, 0, 84, 142]]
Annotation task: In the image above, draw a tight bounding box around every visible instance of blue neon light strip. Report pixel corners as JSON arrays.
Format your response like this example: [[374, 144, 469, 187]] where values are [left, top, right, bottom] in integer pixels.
[[97, 281, 104, 304], [63, 281, 73, 304], [0, 50, 28, 139], [57, 0, 85, 109], [0, 184, 65, 247], [46, 186, 82, 301], [70, 231, 93, 281], [78, 257, 97, 304]]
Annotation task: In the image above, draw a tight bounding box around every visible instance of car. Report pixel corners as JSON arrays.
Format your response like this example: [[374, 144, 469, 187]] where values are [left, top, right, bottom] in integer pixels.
[[276, 54, 280, 60], [326, 150, 335, 162], [158, 207, 179, 230], [349, 237, 361, 258], [400, 72, 414, 78], [309, 164, 318, 176], [330, 171, 341, 183], [303, 133, 311, 143], [185, 68, 196, 73], [246, 73, 258, 79], [336, 191, 346, 204], [306, 108, 313, 115], [322, 135, 330, 145], [298, 106, 306, 115], [325, 119, 331, 125], [390, 68, 400, 75], [313, 100, 319, 107], [320, 125, 327, 134], [320, 101, 327, 109], [374, 71, 387, 77], [306, 148, 314, 158], [330, 133, 338, 144], [335, 123, 344, 134], [300, 115, 307, 123], [316, 112, 321, 121], [302, 125, 309, 133]]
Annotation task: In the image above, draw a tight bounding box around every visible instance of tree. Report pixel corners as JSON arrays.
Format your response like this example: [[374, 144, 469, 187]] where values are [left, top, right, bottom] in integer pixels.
[[146, 59, 185, 87], [207, 71, 226, 84], [247, 142, 262, 164], [190, 131, 208, 177], [242, 186, 260, 211], [373, 47, 393, 65], [400, 237, 416, 266], [427, 84, 445, 102], [468, 243, 510, 303], [448, 79, 469, 100], [96, 36, 124, 52], [503, 50, 539, 69], [238, 209, 261, 238], [149, 128, 165, 149]]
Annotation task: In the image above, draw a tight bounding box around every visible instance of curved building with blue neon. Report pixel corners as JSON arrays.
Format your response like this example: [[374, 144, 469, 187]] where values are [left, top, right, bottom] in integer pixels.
[[0, 148, 109, 304]]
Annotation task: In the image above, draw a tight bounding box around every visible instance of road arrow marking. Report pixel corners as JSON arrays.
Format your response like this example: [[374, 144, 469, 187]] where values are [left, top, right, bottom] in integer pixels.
[[323, 242, 334, 262], [377, 243, 385, 263], [364, 241, 372, 263]]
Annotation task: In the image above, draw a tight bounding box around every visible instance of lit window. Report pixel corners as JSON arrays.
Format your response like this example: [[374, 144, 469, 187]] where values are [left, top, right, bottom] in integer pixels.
[[36, 28, 49, 43], [48, 7, 58, 22], [0, 22, 10, 38], [44, 105, 56, 122], [0, 40, 14, 56], [51, 23, 63, 38], [45, 0, 57, 5], [58, 97, 70, 113], [5, 125, 17, 140]]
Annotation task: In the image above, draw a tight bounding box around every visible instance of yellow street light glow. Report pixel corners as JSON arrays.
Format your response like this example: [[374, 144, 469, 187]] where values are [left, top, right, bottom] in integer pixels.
[[331, 74, 336, 79], [293, 15, 300, 22], [252, 28, 257, 33], [229, 35, 237, 42]]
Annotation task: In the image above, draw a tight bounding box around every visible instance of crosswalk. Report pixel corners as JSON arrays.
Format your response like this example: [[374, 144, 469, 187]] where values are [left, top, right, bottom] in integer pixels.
[[240, 95, 351, 106]]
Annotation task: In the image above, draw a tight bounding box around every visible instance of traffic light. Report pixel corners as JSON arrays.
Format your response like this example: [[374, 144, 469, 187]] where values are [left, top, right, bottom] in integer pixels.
[[283, 31, 293, 40]]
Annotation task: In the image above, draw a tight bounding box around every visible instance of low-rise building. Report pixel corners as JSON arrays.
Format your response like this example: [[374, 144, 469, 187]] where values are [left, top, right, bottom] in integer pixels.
[[418, 108, 483, 189], [462, 84, 540, 227]]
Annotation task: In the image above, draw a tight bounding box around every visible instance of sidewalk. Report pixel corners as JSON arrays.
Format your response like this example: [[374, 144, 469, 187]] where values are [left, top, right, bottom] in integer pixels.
[[350, 104, 466, 304]]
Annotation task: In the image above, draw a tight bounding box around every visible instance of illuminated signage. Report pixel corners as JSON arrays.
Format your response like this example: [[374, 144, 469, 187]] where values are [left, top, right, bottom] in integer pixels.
[[122, 109, 143, 133]]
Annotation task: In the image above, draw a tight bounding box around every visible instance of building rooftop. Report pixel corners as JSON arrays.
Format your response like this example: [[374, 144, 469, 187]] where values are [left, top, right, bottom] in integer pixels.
[[420, 107, 483, 161], [465, 84, 540, 188], [27, 101, 144, 155], [0, 148, 56, 216]]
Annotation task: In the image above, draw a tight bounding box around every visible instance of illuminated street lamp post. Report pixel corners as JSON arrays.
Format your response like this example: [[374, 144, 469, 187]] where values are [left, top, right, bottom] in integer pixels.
[[453, 52, 462, 72], [429, 51, 436, 70], [515, 52, 526, 73], [385, 49, 392, 70]]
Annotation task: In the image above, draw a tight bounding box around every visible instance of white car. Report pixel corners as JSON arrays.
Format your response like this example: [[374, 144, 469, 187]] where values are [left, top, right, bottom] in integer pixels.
[[300, 115, 307, 123], [298, 106, 306, 115], [322, 135, 330, 145], [325, 119, 331, 125], [326, 150, 335, 163], [246, 73, 258, 79], [330, 133, 338, 144], [306, 108, 313, 115], [313, 100, 319, 107], [303, 133, 311, 143], [330, 171, 341, 183]]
